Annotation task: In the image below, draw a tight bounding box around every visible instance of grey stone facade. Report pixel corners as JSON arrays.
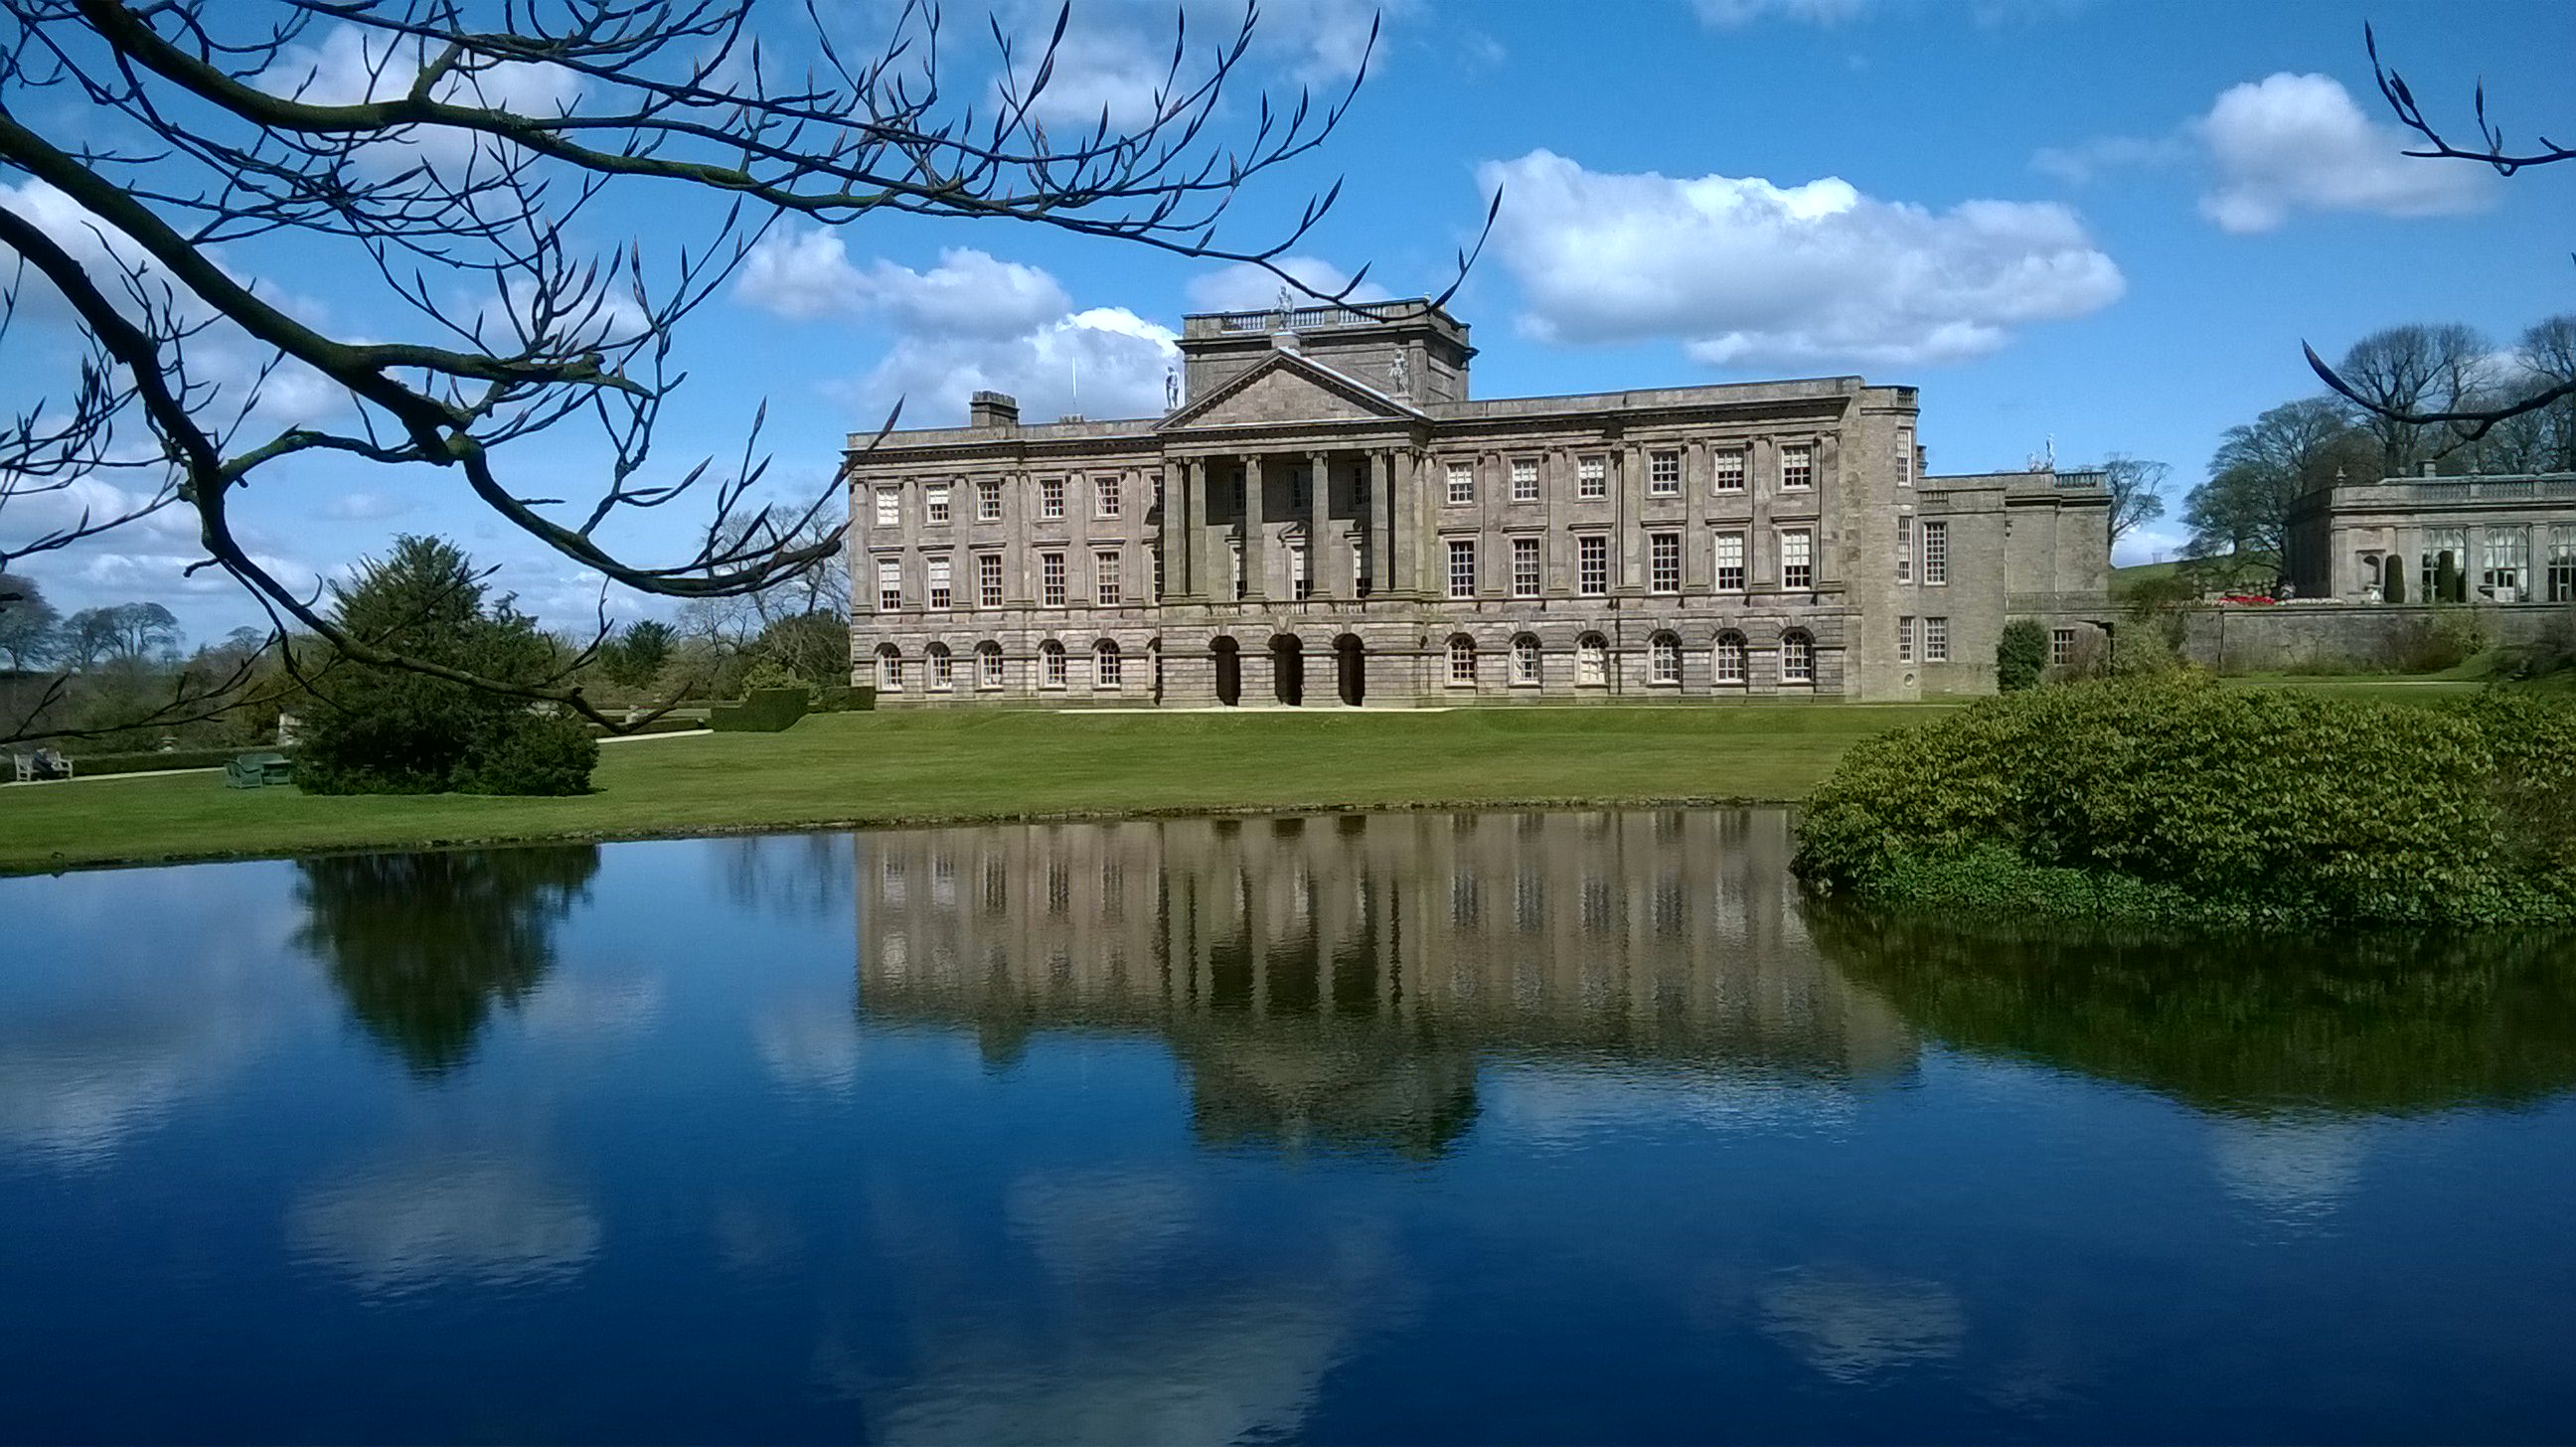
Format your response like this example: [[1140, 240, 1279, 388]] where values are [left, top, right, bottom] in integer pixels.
[[2287, 469, 2576, 604], [847, 300, 2111, 706]]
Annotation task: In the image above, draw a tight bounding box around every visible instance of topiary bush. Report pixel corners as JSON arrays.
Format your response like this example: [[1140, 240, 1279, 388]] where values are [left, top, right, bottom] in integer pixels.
[[1996, 619, 2048, 692], [1792, 673, 2576, 927]]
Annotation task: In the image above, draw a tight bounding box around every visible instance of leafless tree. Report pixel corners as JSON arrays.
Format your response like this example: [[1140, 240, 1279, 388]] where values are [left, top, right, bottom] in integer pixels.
[[2307, 24, 2570, 439], [2332, 323, 2491, 474], [0, 0, 1483, 740]]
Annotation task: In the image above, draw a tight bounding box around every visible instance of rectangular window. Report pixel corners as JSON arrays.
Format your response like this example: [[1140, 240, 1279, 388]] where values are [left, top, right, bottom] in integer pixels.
[[926, 483, 951, 524], [977, 553, 1003, 608], [1898, 616, 1916, 664], [1924, 616, 1950, 663], [2485, 527, 2531, 600], [1781, 529, 1814, 591], [1230, 540, 1245, 600], [1899, 435, 1915, 489], [877, 559, 901, 611], [2051, 627, 2075, 666], [929, 648, 954, 690], [1153, 546, 1166, 601], [976, 478, 1002, 521], [1448, 539, 1477, 599], [1512, 458, 1540, 502], [1094, 549, 1121, 605], [1781, 442, 1814, 491], [980, 645, 1006, 688], [1578, 535, 1609, 595], [1650, 533, 1682, 593], [1352, 538, 1368, 597], [1096, 474, 1120, 518], [1649, 450, 1682, 497], [1447, 461, 1476, 506], [1289, 541, 1310, 601], [1041, 477, 1065, 519], [875, 486, 899, 527], [1921, 520, 1949, 585], [1041, 552, 1066, 607], [1712, 449, 1746, 493], [1043, 646, 1067, 689], [1512, 537, 1541, 597], [2550, 526, 2576, 603], [1577, 456, 1607, 499], [1713, 532, 1746, 592], [1896, 516, 1913, 582], [927, 556, 952, 610]]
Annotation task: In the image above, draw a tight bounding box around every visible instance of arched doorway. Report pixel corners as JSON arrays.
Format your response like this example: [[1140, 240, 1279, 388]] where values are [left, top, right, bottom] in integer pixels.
[[1212, 637, 1241, 707], [1271, 635, 1304, 707], [1334, 634, 1366, 707]]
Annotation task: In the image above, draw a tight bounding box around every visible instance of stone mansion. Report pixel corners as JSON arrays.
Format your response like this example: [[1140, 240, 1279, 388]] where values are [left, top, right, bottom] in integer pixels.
[[845, 299, 2111, 706]]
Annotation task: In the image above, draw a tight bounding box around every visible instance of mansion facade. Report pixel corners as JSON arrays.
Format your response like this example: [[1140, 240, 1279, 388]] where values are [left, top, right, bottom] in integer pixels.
[[845, 299, 2110, 706]]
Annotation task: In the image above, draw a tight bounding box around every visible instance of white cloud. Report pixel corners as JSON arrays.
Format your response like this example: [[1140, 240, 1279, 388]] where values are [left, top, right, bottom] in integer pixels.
[[1693, 0, 1870, 27], [984, 0, 1400, 126], [735, 234, 1071, 336], [2195, 73, 2496, 234], [288, 1153, 602, 1294], [1185, 255, 1387, 313], [1475, 149, 2123, 371], [2029, 133, 2189, 186], [320, 491, 412, 522], [255, 25, 583, 182], [834, 304, 1180, 425]]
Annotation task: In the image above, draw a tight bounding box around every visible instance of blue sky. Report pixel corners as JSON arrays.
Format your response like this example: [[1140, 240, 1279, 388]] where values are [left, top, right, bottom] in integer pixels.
[[4, 0, 2571, 643]]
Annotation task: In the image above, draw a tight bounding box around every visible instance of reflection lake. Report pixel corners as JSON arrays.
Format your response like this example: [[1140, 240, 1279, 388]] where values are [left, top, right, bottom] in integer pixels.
[[6, 809, 2576, 1443]]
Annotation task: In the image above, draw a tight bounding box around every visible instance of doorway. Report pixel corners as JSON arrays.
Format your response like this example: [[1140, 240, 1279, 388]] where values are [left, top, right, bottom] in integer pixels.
[[1212, 637, 1240, 707], [1271, 635, 1304, 707], [1334, 634, 1366, 707]]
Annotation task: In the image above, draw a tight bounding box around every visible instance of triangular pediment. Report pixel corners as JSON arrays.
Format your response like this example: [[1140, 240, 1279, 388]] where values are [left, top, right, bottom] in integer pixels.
[[1158, 349, 1423, 432]]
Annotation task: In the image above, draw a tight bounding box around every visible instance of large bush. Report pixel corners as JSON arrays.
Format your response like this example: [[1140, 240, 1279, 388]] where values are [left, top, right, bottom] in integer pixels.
[[1793, 675, 2576, 926], [295, 536, 599, 796], [1995, 619, 2048, 692]]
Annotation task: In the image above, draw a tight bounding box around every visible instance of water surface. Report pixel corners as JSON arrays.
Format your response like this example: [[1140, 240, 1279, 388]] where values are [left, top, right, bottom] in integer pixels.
[[5, 810, 2574, 1444]]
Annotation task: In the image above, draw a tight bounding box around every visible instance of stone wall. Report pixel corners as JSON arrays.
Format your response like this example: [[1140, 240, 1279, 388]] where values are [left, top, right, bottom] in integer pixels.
[[2175, 602, 2571, 673]]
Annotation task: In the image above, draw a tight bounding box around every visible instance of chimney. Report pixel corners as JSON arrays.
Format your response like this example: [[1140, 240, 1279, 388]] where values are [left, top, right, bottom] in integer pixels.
[[969, 391, 1019, 429], [2421, 461, 2438, 477]]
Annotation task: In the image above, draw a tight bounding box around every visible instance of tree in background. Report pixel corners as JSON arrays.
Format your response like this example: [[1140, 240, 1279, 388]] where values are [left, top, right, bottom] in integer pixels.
[[0, 572, 58, 670], [601, 620, 675, 691], [2180, 398, 2378, 574], [295, 536, 597, 796], [2091, 455, 2170, 547], [59, 601, 183, 669], [2332, 323, 2492, 474], [1996, 620, 2048, 693]]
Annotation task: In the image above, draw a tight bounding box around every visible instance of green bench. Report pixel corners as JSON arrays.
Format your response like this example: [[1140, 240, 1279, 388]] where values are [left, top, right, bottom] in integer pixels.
[[225, 752, 295, 789]]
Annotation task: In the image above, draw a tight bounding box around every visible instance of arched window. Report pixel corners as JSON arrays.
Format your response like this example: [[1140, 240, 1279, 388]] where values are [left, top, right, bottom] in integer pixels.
[[1510, 634, 1541, 687], [926, 642, 954, 690], [1446, 634, 1478, 686], [1576, 632, 1609, 687], [1714, 631, 1748, 685], [1093, 639, 1123, 688], [975, 641, 1005, 689], [1039, 639, 1067, 689], [1781, 628, 1816, 684], [1649, 632, 1682, 685], [876, 644, 903, 692]]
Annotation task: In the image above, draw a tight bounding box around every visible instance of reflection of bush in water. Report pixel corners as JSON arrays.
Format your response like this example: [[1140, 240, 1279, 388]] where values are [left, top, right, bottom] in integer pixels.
[[1808, 903, 2576, 1116], [295, 847, 601, 1075]]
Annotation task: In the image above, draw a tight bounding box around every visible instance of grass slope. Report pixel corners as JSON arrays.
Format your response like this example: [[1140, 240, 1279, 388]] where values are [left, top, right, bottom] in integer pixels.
[[0, 705, 1936, 874]]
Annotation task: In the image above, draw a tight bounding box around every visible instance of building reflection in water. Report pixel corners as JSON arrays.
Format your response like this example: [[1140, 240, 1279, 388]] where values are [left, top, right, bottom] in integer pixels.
[[854, 810, 1916, 1157]]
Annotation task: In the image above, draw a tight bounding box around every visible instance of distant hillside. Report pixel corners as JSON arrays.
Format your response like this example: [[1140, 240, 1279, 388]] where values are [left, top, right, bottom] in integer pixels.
[[2110, 554, 2274, 599]]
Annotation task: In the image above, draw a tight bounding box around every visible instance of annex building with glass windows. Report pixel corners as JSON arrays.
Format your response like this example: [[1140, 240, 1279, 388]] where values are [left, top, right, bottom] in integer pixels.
[[2287, 468, 2576, 605], [845, 299, 2112, 707]]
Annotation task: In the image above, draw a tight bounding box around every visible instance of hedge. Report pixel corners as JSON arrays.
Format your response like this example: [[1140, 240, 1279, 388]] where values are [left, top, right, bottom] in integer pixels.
[[709, 687, 810, 732], [59, 745, 288, 777], [1792, 674, 2576, 927]]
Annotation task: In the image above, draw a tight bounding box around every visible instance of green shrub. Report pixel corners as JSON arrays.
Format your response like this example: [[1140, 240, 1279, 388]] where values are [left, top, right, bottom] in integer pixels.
[[710, 687, 809, 732], [2434, 551, 2466, 604], [1996, 619, 2048, 692], [1792, 673, 2576, 926], [459, 711, 598, 796], [60, 745, 271, 777], [811, 685, 877, 713]]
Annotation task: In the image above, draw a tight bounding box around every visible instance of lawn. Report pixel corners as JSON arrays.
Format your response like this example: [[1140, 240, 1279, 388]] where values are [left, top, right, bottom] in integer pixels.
[[0, 704, 1946, 874]]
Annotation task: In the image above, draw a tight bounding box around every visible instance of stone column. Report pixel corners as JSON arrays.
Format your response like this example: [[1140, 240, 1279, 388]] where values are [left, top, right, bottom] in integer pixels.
[[1394, 449, 1424, 598], [1367, 450, 1392, 599], [1164, 459, 1193, 600], [1309, 450, 1334, 599], [1241, 455, 1267, 600], [1618, 442, 1645, 594], [1007, 467, 1035, 605]]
